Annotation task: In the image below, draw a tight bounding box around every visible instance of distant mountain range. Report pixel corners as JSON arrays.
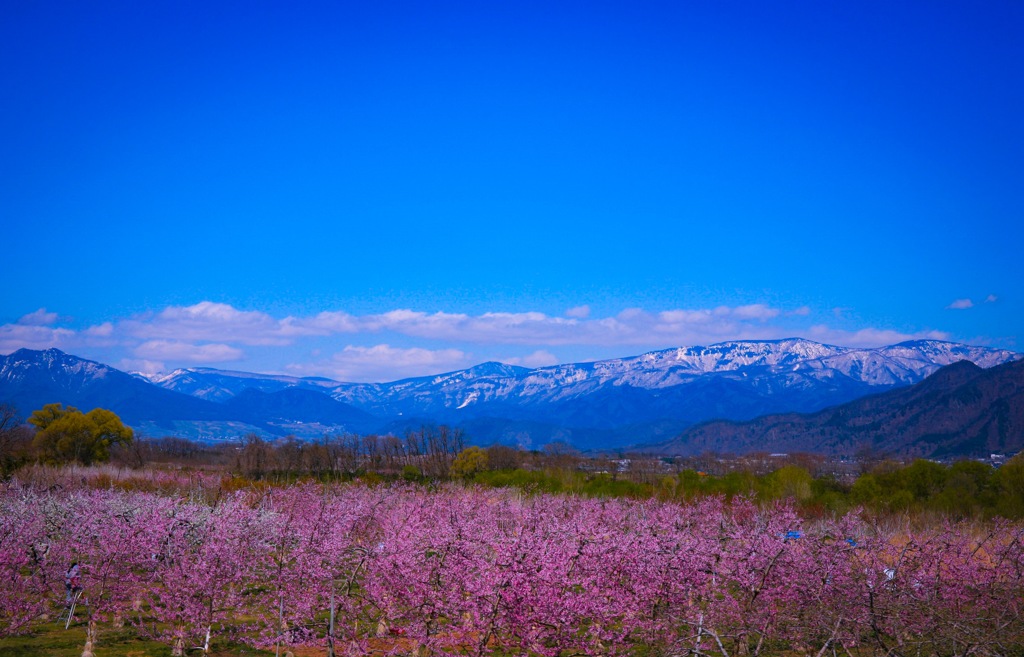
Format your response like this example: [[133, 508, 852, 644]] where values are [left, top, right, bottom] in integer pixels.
[[646, 357, 1024, 459], [1, 339, 1020, 452], [0, 348, 379, 440]]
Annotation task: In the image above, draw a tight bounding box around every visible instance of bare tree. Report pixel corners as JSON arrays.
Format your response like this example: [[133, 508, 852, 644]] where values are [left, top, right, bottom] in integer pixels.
[[275, 436, 304, 476], [485, 444, 520, 470], [362, 434, 383, 472], [302, 439, 333, 478], [235, 433, 274, 479], [380, 435, 406, 474], [0, 403, 31, 476], [404, 426, 464, 478], [542, 441, 580, 471], [326, 434, 360, 476]]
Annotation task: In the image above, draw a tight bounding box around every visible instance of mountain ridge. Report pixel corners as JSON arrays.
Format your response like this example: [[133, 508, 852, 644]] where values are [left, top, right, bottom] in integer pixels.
[[645, 358, 1024, 459], [0, 348, 371, 437], [2, 339, 1020, 451]]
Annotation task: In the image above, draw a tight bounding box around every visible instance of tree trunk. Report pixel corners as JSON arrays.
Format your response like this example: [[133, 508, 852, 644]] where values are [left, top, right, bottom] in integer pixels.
[[737, 631, 749, 656], [81, 619, 97, 657], [327, 589, 336, 657]]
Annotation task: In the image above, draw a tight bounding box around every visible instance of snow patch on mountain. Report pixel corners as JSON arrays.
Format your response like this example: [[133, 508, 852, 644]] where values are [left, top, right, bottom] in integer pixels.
[[137, 338, 1021, 417]]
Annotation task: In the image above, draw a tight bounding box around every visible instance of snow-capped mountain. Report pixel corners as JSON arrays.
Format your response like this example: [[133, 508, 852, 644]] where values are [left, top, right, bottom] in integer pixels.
[[133, 339, 1021, 447], [0, 349, 375, 439], [4, 340, 1020, 448], [647, 358, 1024, 459], [146, 367, 341, 403], [319, 338, 1015, 410], [0, 348, 224, 424], [532, 338, 1012, 391], [151, 338, 1017, 407]]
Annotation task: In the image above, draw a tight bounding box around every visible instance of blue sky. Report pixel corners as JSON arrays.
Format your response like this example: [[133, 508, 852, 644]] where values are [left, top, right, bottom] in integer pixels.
[[2, 1, 1022, 381]]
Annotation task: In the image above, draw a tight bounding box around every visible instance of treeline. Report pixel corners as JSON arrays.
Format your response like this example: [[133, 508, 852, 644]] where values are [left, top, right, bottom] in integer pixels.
[[469, 456, 1024, 520], [230, 427, 468, 480], [847, 457, 1024, 518], [0, 403, 32, 476], [4, 402, 1023, 519], [127, 430, 1024, 520]]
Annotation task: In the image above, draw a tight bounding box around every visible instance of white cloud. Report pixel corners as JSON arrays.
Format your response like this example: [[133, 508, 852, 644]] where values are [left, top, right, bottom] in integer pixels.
[[85, 322, 114, 337], [287, 344, 470, 382], [134, 340, 244, 363], [1, 300, 971, 379], [986, 294, 998, 303], [0, 323, 75, 352], [658, 309, 716, 324], [17, 308, 59, 326], [947, 298, 974, 310], [350, 309, 580, 345], [617, 307, 645, 320], [284, 311, 360, 335], [117, 359, 166, 375], [122, 301, 297, 346], [566, 305, 591, 319], [501, 350, 560, 368], [102, 301, 775, 350], [0, 316, 120, 353], [808, 325, 950, 348], [315, 304, 791, 348], [732, 304, 781, 321]]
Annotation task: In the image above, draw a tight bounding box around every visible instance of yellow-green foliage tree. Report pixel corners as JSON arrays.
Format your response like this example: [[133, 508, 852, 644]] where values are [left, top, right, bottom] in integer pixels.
[[762, 464, 813, 501], [29, 403, 133, 465], [450, 446, 488, 479], [994, 453, 1024, 518]]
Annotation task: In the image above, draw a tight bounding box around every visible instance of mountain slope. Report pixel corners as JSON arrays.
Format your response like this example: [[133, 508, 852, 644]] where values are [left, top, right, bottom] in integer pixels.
[[149, 339, 1020, 415], [339, 338, 1019, 421], [222, 388, 378, 434], [0, 348, 226, 425], [4, 340, 1020, 449], [147, 367, 341, 403], [136, 339, 1020, 447], [0, 349, 374, 438], [647, 358, 1024, 458]]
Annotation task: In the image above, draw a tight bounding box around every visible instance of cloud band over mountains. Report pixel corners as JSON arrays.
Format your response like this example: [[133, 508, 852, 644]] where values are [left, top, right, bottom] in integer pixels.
[[1, 301, 953, 381]]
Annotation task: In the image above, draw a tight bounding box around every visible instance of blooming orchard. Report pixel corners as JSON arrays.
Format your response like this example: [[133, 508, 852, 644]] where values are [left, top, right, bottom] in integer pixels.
[[2, 475, 1022, 656]]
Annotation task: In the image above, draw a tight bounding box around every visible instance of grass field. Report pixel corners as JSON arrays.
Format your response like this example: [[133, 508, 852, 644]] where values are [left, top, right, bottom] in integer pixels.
[[0, 621, 281, 657]]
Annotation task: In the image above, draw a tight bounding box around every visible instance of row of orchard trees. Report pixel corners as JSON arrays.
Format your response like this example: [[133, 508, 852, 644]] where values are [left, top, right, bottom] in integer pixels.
[[3, 477, 1024, 656], [233, 426, 467, 481]]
